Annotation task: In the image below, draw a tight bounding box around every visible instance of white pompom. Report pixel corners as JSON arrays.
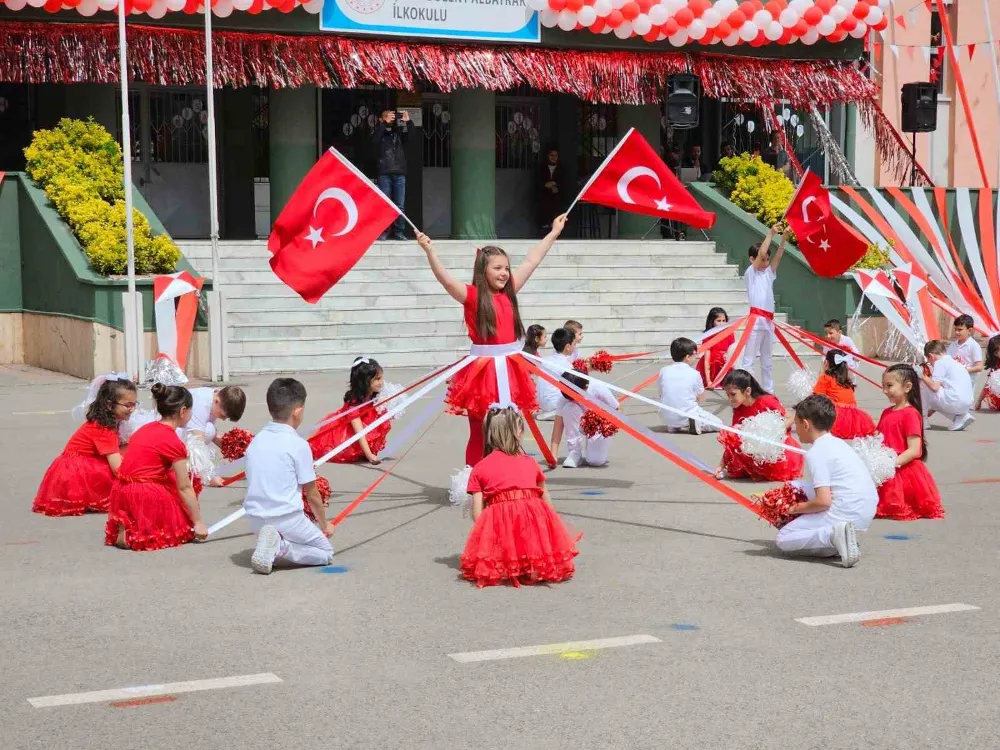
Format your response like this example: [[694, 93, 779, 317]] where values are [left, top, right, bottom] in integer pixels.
[[739, 410, 789, 465], [118, 407, 159, 445], [850, 434, 897, 487], [185, 433, 218, 482], [450, 465, 473, 508], [987, 369, 1000, 397], [786, 367, 818, 403], [375, 381, 406, 419]]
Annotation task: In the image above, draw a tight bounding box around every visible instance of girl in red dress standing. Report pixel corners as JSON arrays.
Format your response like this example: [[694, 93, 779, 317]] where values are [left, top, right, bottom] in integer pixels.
[[33, 375, 137, 516], [875, 364, 943, 520], [715, 369, 804, 481], [105, 384, 208, 550], [416, 215, 567, 467], [701, 307, 735, 387], [309, 357, 390, 465], [460, 406, 579, 588], [812, 349, 877, 439]]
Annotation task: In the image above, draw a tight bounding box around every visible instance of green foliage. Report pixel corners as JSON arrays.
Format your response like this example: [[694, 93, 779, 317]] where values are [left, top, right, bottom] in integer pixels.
[[24, 118, 180, 276], [712, 154, 796, 233], [852, 239, 894, 270]]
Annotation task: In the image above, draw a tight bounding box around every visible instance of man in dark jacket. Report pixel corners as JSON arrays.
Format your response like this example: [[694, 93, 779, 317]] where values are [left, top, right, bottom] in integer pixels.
[[373, 109, 409, 240]]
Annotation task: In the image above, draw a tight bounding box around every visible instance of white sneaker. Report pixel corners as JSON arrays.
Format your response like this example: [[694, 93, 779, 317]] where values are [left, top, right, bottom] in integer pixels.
[[563, 451, 582, 468], [251, 525, 280, 575], [949, 412, 975, 431], [830, 522, 859, 569]]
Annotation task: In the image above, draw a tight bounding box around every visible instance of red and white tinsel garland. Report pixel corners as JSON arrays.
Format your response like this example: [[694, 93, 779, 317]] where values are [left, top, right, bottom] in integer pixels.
[[532, 0, 890, 45]]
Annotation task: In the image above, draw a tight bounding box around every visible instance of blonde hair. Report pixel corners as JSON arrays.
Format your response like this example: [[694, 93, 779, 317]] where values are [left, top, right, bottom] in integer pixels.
[[564, 319, 582, 335], [482, 407, 525, 458]]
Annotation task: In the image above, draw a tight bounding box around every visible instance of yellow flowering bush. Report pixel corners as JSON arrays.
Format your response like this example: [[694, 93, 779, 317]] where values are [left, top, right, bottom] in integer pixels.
[[23, 118, 180, 276], [712, 154, 796, 233], [852, 239, 893, 270]]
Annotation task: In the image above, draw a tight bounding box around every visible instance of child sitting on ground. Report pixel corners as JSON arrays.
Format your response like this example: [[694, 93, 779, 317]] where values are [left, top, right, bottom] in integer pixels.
[[177, 385, 247, 445], [920, 340, 975, 431], [550, 371, 620, 468], [947, 314, 984, 375], [658, 337, 724, 435], [774, 395, 877, 569], [535, 327, 576, 420], [974, 335, 1000, 411], [247, 378, 334, 575], [309, 357, 391, 465], [811, 349, 876, 439]]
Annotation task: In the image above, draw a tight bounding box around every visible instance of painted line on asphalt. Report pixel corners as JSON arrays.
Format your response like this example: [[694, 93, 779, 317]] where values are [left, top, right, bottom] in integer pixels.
[[961, 478, 1000, 484], [12, 409, 72, 416], [795, 603, 979, 627], [448, 634, 661, 663], [27, 673, 282, 708]]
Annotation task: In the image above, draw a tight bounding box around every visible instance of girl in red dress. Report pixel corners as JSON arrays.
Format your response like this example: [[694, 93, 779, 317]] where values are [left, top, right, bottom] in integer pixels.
[[974, 335, 1000, 411], [33, 375, 137, 516], [875, 364, 943, 520], [105, 384, 208, 550], [714, 369, 804, 481], [812, 349, 877, 439], [309, 357, 390, 465], [460, 406, 579, 588], [417, 215, 567, 467], [701, 307, 735, 387]]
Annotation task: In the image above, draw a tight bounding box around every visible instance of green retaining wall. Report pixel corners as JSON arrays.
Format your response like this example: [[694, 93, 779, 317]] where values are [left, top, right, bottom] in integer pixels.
[[0, 172, 209, 331], [689, 181, 864, 334]]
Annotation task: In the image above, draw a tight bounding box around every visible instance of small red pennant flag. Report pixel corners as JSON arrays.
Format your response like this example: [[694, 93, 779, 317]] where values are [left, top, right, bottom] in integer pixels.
[[894, 13, 906, 29], [967, 43, 976, 59]]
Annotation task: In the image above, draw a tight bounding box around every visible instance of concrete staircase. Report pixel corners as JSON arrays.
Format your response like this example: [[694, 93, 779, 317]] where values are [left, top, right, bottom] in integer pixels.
[[180, 239, 795, 374]]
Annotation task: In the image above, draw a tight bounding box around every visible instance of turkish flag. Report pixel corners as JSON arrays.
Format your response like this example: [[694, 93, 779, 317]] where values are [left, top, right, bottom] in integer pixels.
[[268, 148, 401, 303], [785, 169, 866, 278], [576, 128, 716, 230]]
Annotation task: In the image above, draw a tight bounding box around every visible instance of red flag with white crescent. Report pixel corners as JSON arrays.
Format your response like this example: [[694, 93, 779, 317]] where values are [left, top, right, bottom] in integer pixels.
[[268, 148, 401, 304], [785, 169, 866, 278]]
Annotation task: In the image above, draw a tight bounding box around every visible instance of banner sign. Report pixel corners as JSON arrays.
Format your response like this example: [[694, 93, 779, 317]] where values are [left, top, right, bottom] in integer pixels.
[[320, 0, 540, 43]]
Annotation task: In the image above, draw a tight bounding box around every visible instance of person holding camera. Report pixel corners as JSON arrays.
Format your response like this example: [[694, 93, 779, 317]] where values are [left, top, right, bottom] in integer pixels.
[[373, 109, 410, 241]]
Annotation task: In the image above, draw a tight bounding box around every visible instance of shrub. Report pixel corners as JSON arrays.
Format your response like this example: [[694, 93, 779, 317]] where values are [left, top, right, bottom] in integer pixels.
[[712, 154, 796, 232], [852, 239, 894, 270], [23, 118, 180, 276]]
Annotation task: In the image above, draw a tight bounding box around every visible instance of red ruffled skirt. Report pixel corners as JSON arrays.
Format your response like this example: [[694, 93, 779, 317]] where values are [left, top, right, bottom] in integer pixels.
[[460, 488, 580, 588], [104, 477, 194, 551], [984, 390, 1000, 410], [701, 352, 728, 387], [446, 356, 539, 421], [33, 452, 114, 516], [876, 460, 944, 521], [831, 404, 877, 440], [310, 409, 391, 464], [719, 430, 804, 482]]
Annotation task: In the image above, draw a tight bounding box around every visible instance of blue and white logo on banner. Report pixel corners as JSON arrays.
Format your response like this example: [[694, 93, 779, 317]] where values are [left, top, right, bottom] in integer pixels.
[[320, 0, 540, 43]]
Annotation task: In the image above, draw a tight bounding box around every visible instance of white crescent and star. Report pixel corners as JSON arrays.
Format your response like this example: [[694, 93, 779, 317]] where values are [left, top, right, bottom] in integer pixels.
[[616, 166, 673, 214], [303, 187, 359, 249], [801, 196, 823, 223]]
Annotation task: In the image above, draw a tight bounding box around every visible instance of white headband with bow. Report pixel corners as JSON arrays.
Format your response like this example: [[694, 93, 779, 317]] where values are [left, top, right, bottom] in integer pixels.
[[487, 401, 520, 413], [353, 357, 372, 367], [72, 371, 130, 422], [833, 353, 849, 366]]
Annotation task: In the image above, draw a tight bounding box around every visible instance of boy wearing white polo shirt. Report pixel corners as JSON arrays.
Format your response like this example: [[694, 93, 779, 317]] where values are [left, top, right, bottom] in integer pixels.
[[921, 339, 975, 431], [775, 395, 877, 568], [536, 327, 577, 420], [823, 319, 859, 370], [740, 224, 789, 392], [246, 378, 333, 575], [657, 337, 723, 435], [550, 371, 619, 468], [947, 314, 984, 374]]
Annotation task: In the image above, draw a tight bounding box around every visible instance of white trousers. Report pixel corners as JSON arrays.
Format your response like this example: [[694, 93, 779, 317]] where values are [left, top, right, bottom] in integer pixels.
[[566, 433, 611, 466], [740, 325, 774, 391], [775, 511, 839, 556], [920, 384, 972, 420], [663, 405, 723, 433], [248, 512, 332, 567]]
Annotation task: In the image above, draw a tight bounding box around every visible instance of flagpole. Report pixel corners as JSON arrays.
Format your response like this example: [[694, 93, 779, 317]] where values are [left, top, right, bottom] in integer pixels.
[[204, 4, 227, 381], [117, 0, 141, 383]]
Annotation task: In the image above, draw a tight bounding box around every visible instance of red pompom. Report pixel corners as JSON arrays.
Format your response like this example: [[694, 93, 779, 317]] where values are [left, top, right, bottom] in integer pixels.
[[752, 483, 807, 529], [580, 410, 620, 439], [588, 350, 614, 374], [571, 358, 590, 374], [219, 428, 254, 461]]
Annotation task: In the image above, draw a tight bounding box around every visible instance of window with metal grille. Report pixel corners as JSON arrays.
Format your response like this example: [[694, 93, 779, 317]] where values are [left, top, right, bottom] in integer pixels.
[[495, 99, 541, 170], [578, 102, 617, 176], [148, 90, 210, 164], [422, 96, 451, 168], [251, 88, 269, 181]]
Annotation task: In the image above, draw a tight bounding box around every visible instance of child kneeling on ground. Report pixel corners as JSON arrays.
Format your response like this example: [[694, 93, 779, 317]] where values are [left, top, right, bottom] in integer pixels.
[[775, 395, 878, 569], [246, 378, 334, 575]]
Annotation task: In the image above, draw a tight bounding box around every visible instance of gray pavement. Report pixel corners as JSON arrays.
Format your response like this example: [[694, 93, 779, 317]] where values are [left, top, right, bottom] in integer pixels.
[[1, 359, 999, 749]]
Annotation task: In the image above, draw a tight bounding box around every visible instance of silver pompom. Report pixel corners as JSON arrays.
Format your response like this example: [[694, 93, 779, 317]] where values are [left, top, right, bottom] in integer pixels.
[[118, 407, 159, 445], [739, 410, 789, 465], [988, 370, 1000, 398], [146, 357, 188, 386], [786, 367, 818, 403], [185, 433, 218, 483], [450, 465, 473, 509], [376, 381, 406, 419], [850, 434, 897, 487]]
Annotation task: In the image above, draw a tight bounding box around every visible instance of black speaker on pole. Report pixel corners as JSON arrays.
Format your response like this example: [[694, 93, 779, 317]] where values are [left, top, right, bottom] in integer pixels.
[[900, 82, 938, 133], [666, 74, 700, 130]]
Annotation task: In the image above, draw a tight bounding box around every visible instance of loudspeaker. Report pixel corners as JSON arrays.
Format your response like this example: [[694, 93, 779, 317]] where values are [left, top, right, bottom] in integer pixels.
[[666, 74, 700, 130], [900, 82, 938, 133]]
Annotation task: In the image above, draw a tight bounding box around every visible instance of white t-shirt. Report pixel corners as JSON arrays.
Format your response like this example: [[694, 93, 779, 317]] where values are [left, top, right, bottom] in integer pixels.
[[823, 334, 858, 369], [931, 354, 974, 408], [657, 362, 704, 429], [947, 338, 983, 368], [744, 265, 776, 330], [805, 433, 877, 528], [536, 351, 573, 412], [243, 422, 317, 518], [558, 381, 618, 449], [176, 387, 215, 442]]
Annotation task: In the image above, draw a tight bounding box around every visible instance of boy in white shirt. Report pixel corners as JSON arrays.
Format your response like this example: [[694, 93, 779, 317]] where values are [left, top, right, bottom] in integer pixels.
[[921, 339, 975, 431], [775, 395, 877, 568], [657, 337, 724, 435], [740, 224, 789, 392], [550, 371, 619, 468], [947, 314, 984, 374], [823, 319, 859, 369], [176, 385, 247, 446], [246, 378, 334, 575], [536, 327, 576, 420]]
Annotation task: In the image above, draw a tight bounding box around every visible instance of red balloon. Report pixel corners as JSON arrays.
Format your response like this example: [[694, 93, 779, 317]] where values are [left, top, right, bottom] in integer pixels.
[[590, 16, 606, 31], [852, 2, 869, 19], [778, 28, 793, 43], [841, 14, 858, 30], [715, 19, 732, 37], [606, 8, 623, 27], [548, 0, 566, 11], [791, 19, 807, 35], [738, 1, 754, 18], [727, 10, 746, 26], [674, 6, 694, 26], [767, 2, 783, 19], [567, 0, 583, 10], [828, 29, 847, 41], [643, 26, 660, 41], [637, 0, 654, 12], [817, 0, 835, 11], [621, 1, 639, 20], [873, 15, 888, 30], [803, 6, 822, 25], [247, 0, 263, 12], [688, 0, 711, 15], [662, 17, 679, 34], [133, 0, 152, 10], [62, 0, 82, 7], [43, 0, 63, 12]]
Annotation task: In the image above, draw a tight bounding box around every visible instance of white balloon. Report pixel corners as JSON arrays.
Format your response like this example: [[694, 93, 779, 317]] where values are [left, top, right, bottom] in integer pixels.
[[614, 19, 634, 37], [213, 0, 233, 15], [765, 20, 783, 39], [610, 0, 626, 10], [97, 0, 117, 10], [657, 31, 667, 40], [525, 0, 547, 10], [146, 1, 167, 17], [594, 0, 612, 15], [663, 0, 684, 12], [701, 7, 720, 26], [829, 6, 846, 22], [789, 0, 809, 12], [708, 34, 720, 43], [633, 13, 652, 34], [747, 120, 756, 133], [790, 114, 799, 126], [668, 29, 689, 45], [688, 19, 706, 38], [232, 0, 253, 8], [738, 20, 758, 41], [796, 123, 805, 137], [166, 0, 186, 9], [877, 0, 889, 8], [752, 9, 771, 27], [801, 27, 819, 44], [838, 0, 857, 10], [539, 8, 559, 26], [714, 0, 737, 15], [4, 0, 28, 9], [557, 9, 577, 30], [723, 30, 740, 45], [849, 23, 867, 37], [578, 5, 597, 25], [865, 5, 882, 24], [26, 0, 47, 8], [648, 4, 667, 24], [779, 8, 798, 27], [817, 14, 835, 34]]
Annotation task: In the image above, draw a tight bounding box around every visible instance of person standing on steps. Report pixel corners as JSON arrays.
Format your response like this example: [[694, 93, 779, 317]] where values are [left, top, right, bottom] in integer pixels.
[[374, 109, 410, 241]]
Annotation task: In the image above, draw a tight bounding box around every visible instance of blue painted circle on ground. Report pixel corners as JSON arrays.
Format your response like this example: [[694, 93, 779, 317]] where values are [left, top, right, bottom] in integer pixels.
[[883, 534, 911, 541], [580, 490, 605, 496], [318, 565, 350, 574], [671, 623, 700, 631]]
